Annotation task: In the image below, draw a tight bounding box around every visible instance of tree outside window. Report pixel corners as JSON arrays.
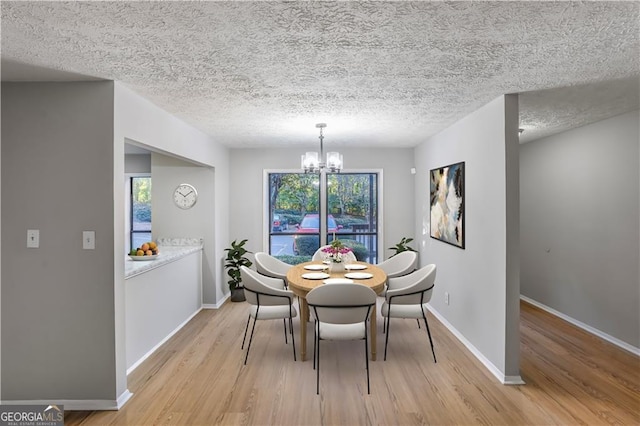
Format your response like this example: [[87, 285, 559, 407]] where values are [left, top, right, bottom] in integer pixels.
[[267, 172, 378, 265]]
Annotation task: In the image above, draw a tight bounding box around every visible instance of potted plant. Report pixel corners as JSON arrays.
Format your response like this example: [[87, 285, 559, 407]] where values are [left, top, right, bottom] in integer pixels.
[[224, 239, 253, 302], [388, 237, 417, 257], [321, 239, 353, 273]]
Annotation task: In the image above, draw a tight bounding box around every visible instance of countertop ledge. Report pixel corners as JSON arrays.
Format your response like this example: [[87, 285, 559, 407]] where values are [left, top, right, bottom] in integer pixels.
[[125, 244, 202, 279]]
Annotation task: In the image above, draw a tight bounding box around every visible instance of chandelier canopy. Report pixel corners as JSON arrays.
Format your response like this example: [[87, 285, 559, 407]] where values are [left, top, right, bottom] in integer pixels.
[[301, 123, 343, 173]]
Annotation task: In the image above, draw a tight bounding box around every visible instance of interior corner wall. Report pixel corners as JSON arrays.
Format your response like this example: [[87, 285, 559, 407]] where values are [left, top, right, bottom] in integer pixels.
[[413, 95, 520, 380], [1, 82, 118, 403], [520, 110, 640, 349]]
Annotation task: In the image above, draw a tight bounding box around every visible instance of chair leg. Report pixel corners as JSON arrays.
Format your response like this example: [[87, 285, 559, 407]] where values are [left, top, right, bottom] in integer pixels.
[[283, 318, 288, 344], [417, 319, 421, 329], [364, 329, 370, 394], [316, 323, 320, 395], [241, 314, 251, 349], [290, 316, 297, 361], [244, 316, 258, 365], [384, 316, 391, 361], [313, 321, 317, 370], [422, 312, 437, 363]]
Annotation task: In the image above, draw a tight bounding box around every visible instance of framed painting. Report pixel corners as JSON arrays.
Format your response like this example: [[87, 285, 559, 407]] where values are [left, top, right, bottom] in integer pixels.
[[430, 161, 465, 249]]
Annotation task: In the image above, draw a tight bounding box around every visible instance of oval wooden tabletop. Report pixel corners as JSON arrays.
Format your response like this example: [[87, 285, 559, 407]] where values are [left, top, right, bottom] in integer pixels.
[[286, 261, 386, 296]]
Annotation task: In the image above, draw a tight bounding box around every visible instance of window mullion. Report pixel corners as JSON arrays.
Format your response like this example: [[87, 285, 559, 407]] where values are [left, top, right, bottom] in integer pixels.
[[319, 171, 328, 244]]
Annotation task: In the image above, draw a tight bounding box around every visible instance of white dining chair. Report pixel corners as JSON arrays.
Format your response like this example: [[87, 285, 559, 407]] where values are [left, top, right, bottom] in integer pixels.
[[240, 266, 297, 364], [254, 252, 292, 289], [381, 264, 437, 362], [377, 251, 418, 298], [377, 251, 418, 278], [307, 283, 377, 394]]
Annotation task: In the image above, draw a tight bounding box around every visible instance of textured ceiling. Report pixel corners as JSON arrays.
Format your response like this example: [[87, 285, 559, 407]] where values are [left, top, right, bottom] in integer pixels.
[[1, 1, 639, 147]]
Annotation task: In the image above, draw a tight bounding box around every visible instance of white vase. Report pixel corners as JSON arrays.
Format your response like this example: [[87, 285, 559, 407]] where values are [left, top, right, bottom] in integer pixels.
[[329, 262, 345, 274]]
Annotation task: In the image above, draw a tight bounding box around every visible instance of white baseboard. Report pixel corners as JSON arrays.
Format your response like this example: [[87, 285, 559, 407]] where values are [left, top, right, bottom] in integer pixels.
[[426, 305, 525, 385], [520, 295, 640, 356], [1, 389, 132, 410], [203, 293, 230, 309], [126, 307, 203, 375], [116, 389, 134, 409]]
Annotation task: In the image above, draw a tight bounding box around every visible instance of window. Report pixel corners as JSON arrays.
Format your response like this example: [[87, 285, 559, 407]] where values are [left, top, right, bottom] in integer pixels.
[[327, 173, 378, 263], [130, 176, 152, 249], [266, 171, 380, 265]]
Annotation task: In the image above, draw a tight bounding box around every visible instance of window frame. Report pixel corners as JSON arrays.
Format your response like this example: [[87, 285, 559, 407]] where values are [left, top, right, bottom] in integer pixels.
[[263, 168, 383, 262], [126, 174, 152, 251]]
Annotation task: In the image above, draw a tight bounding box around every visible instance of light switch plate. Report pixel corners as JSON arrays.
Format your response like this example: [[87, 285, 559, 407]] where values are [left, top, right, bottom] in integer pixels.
[[83, 231, 95, 250], [27, 229, 40, 248]]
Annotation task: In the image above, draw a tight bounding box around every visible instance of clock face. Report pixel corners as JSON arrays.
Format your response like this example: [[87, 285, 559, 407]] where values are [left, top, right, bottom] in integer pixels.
[[173, 184, 198, 209]]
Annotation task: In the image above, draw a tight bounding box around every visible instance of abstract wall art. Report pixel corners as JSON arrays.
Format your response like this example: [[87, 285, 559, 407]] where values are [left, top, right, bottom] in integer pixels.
[[430, 161, 465, 249]]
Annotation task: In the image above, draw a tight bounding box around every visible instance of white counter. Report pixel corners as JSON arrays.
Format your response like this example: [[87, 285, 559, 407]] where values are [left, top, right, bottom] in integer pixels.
[[125, 237, 203, 373], [125, 244, 202, 279]]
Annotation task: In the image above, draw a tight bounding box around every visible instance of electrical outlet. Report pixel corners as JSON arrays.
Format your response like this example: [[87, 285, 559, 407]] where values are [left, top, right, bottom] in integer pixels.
[[445, 291, 450, 305]]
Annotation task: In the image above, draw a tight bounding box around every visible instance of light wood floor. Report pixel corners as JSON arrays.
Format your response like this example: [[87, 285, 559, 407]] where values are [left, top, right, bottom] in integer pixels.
[[66, 300, 639, 425]]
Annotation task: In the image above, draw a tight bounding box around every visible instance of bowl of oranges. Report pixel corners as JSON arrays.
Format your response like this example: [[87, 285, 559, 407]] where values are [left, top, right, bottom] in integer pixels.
[[128, 241, 160, 261]]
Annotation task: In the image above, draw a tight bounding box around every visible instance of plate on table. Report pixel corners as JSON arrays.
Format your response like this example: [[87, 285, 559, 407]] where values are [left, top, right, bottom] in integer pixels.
[[302, 272, 330, 280], [304, 264, 329, 271], [323, 278, 354, 285], [129, 255, 159, 261], [344, 272, 373, 279], [345, 264, 367, 270]]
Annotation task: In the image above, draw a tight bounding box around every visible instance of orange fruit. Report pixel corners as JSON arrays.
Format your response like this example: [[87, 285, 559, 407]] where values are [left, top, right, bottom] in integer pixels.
[[136, 249, 144, 256], [141, 243, 150, 251], [148, 241, 157, 250], [145, 250, 153, 256]]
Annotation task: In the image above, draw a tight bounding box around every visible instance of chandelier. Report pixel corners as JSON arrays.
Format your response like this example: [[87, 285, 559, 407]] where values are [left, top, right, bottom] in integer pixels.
[[301, 123, 343, 173]]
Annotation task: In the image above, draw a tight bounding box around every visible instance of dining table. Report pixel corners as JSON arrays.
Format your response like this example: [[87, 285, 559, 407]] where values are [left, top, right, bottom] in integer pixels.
[[286, 260, 387, 361]]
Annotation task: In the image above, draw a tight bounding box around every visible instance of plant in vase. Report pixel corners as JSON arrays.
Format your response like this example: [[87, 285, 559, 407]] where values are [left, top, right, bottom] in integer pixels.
[[322, 239, 352, 273], [388, 237, 416, 257], [224, 239, 253, 302]]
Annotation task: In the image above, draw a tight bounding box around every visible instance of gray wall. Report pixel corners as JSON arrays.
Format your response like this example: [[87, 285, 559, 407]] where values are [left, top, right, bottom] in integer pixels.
[[229, 147, 415, 263], [520, 110, 640, 349], [413, 95, 521, 381], [151, 153, 216, 303], [2, 82, 117, 400], [1, 81, 232, 407], [124, 153, 151, 174]]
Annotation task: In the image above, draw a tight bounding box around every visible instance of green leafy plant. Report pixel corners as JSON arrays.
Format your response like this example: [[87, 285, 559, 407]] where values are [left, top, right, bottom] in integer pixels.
[[224, 239, 253, 291], [340, 239, 368, 261], [388, 237, 416, 257], [295, 235, 320, 256]]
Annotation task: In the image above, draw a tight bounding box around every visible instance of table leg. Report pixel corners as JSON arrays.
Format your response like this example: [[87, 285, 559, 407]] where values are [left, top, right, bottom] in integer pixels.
[[299, 297, 308, 361], [370, 304, 377, 361]]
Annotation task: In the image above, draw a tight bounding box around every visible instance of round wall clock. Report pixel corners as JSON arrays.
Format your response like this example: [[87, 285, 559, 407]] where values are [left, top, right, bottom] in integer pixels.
[[173, 183, 198, 209]]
